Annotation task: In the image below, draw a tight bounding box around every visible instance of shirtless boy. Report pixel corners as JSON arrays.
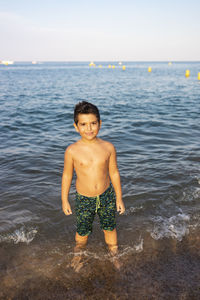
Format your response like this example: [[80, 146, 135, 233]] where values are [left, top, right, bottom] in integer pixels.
[[61, 101, 125, 271]]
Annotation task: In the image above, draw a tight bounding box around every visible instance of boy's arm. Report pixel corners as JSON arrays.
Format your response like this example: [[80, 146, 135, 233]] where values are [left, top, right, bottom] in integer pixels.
[[61, 146, 74, 215], [109, 144, 125, 214]]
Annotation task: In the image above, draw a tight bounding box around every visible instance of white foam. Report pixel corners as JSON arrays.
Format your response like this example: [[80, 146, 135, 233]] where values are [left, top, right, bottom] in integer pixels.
[[133, 236, 144, 253], [195, 176, 200, 185], [0, 226, 37, 244], [182, 187, 200, 202], [193, 188, 200, 199], [124, 206, 143, 215], [118, 237, 144, 257], [150, 213, 190, 241], [67, 236, 144, 261]]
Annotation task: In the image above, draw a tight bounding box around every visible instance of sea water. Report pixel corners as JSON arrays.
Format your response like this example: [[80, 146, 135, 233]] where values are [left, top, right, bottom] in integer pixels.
[[0, 62, 200, 299]]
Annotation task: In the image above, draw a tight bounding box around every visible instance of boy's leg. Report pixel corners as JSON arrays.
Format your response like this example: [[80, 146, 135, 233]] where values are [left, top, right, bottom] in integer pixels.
[[104, 228, 121, 270], [103, 228, 121, 269], [75, 231, 88, 250], [71, 232, 88, 272], [73, 192, 95, 271], [103, 228, 118, 254]]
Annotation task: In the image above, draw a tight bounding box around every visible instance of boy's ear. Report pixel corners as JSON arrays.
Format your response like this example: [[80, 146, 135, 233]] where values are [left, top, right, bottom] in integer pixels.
[[73, 122, 79, 132], [99, 120, 102, 128]]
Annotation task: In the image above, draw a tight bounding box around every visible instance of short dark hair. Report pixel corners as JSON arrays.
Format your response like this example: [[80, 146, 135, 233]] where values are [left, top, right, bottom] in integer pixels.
[[74, 101, 100, 125]]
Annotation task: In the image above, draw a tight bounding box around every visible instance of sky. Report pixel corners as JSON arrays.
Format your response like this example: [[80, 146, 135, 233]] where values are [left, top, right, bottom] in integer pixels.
[[0, 0, 200, 61]]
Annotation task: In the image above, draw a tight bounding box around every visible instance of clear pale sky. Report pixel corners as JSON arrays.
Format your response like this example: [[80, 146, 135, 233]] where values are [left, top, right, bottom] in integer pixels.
[[0, 0, 200, 61]]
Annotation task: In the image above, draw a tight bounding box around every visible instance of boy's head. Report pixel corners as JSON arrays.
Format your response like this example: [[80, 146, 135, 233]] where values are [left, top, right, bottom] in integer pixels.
[[74, 101, 100, 125]]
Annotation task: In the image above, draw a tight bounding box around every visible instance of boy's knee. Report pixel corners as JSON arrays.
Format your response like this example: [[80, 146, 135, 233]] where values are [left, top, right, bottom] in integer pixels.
[[103, 227, 116, 234], [103, 228, 117, 239], [75, 232, 88, 246], [103, 228, 117, 246]]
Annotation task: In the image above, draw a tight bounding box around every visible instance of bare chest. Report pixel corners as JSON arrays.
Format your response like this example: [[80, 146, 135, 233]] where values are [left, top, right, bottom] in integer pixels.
[[74, 148, 110, 170]]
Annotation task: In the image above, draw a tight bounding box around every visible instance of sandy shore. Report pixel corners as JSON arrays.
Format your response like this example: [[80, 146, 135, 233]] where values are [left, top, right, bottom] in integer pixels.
[[0, 228, 200, 300]]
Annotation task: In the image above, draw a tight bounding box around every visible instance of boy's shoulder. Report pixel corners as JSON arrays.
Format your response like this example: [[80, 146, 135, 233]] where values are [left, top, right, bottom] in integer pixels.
[[98, 138, 113, 146], [65, 141, 79, 153], [98, 138, 115, 151]]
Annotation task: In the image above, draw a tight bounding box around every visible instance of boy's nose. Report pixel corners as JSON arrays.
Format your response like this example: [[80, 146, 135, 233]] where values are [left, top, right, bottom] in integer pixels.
[[87, 124, 92, 130]]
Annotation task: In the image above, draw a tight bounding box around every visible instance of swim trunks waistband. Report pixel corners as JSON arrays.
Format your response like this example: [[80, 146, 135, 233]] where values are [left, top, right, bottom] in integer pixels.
[[76, 184, 112, 199], [76, 184, 112, 213]]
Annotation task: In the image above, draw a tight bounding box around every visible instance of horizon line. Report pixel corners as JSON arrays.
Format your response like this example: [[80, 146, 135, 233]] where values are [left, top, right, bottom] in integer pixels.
[[2, 60, 200, 63]]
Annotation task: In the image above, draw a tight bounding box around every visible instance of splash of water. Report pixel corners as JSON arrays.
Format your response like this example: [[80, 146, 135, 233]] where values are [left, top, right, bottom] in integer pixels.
[[0, 226, 37, 244], [150, 213, 190, 241]]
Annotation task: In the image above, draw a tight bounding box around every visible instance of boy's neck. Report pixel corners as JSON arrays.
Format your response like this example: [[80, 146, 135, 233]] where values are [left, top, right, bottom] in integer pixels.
[[80, 137, 99, 144]]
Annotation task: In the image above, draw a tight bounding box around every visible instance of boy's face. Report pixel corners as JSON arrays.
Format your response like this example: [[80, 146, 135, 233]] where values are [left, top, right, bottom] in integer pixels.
[[74, 113, 101, 142]]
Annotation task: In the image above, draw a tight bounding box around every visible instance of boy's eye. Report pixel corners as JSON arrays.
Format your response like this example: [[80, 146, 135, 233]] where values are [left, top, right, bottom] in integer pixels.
[[92, 122, 97, 125], [80, 123, 85, 126]]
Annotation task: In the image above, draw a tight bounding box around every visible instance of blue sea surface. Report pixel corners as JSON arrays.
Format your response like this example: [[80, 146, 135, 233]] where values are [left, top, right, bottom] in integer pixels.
[[0, 61, 200, 298]]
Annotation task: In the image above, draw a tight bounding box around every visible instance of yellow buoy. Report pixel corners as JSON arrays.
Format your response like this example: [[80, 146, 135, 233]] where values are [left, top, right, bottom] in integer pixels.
[[148, 67, 152, 72], [185, 70, 190, 78], [108, 64, 112, 68], [112, 65, 115, 69], [168, 62, 172, 66], [122, 65, 126, 70], [89, 62, 95, 67], [99, 65, 102, 68], [198, 72, 200, 80]]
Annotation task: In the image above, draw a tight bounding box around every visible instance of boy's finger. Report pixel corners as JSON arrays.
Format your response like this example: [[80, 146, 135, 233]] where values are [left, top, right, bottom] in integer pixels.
[[119, 208, 125, 214], [117, 207, 122, 213], [65, 209, 72, 215]]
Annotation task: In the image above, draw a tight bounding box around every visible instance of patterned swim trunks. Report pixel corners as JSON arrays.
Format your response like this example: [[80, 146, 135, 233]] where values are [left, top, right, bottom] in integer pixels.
[[75, 185, 116, 236]]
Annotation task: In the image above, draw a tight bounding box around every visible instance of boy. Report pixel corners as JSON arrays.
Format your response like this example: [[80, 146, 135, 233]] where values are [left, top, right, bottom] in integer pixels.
[[61, 101, 125, 271]]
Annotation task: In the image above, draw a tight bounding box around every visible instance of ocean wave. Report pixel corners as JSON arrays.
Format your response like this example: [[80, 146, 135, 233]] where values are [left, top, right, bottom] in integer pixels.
[[181, 187, 200, 203], [0, 226, 37, 244], [150, 213, 190, 241]]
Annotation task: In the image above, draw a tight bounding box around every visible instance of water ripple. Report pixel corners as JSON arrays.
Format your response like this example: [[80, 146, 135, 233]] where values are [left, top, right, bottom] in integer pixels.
[[0, 62, 200, 239]]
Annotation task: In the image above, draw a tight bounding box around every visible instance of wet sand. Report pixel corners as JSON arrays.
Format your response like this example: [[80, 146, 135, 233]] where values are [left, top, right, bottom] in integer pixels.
[[0, 230, 199, 300]]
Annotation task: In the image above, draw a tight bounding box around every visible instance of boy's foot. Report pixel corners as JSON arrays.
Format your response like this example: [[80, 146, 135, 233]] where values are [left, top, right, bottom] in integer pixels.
[[71, 241, 87, 273], [110, 255, 122, 270], [108, 245, 122, 270], [71, 255, 84, 272]]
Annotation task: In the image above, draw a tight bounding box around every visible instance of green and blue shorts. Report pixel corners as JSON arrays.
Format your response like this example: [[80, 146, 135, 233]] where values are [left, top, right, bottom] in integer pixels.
[[75, 185, 116, 236]]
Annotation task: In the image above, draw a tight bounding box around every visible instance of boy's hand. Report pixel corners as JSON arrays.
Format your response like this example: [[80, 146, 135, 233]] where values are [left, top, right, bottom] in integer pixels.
[[116, 201, 125, 215], [62, 202, 72, 215]]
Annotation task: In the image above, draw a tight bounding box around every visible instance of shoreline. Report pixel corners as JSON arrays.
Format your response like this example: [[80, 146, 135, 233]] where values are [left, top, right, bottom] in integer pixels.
[[1, 229, 199, 299]]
